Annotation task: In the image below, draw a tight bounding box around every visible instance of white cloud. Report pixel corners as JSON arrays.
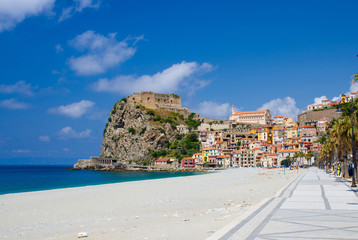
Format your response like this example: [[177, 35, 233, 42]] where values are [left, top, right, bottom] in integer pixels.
[[59, 0, 100, 22], [329, 82, 358, 103], [332, 96, 340, 102], [39, 135, 50, 142], [55, 44, 63, 53], [257, 97, 300, 119], [58, 126, 91, 139], [12, 149, 31, 153], [48, 100, 94, 118], [92, 61, 213, 95], [0, 81, 35, 96], [193, 101, 231, 119], [313, 95, 328, 105], [350, 82, 358, 92], [68, 30, 140, 75], [0, 0, 55, 32], [87, 109, 107, 121], [0, 98, 30, 109], [63, 147, 70, 152]]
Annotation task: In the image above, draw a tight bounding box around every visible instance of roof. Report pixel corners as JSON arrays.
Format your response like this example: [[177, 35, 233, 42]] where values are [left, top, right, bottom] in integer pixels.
[[252, 126, 265, 129], [278, 149, 300, 153], [193, 153, 202, 155], [233, 110, 267, 115], [217, 155, 225, 159], [155, 158, 170, 162]]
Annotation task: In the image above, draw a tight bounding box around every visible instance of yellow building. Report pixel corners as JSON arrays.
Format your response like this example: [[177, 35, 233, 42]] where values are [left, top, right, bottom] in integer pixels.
[[285, 127, 298, 139], [202, 147, 209, 162], [258, 131, 267, 141]]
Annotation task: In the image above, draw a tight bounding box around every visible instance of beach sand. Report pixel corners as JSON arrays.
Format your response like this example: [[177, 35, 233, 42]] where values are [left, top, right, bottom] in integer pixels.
[[0, 168, 302, 240]]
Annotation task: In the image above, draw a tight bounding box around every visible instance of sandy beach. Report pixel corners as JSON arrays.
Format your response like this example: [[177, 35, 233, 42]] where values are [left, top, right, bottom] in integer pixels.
[[0, 168, 302, 240]]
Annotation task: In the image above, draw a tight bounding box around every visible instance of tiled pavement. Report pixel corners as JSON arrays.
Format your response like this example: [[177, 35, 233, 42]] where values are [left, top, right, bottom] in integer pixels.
[[208, 168, 358, 240]]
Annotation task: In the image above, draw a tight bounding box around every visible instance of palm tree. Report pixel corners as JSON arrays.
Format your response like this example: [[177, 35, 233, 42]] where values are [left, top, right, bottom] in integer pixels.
[[298, 151, 305, 166], [329, 119, 346, 176], [352, 73, 358, 84], [305, 151, 314, 166], [293, 152, 300, 168]]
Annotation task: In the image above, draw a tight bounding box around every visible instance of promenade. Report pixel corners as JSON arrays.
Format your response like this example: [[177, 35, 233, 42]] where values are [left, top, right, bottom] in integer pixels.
[[209, 167, 358, 240]]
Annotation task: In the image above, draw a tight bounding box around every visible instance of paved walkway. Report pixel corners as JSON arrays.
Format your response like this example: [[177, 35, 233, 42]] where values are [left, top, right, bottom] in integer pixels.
[[208, 167, 358, 240]]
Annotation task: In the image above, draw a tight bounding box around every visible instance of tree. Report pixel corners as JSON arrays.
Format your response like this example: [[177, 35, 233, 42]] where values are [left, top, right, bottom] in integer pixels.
[[298, 152, 305, 166], [281, 156, 292, 167], [352, 73, 358, 84], [293, 152, 300, 167], [305, 151, 314, 166]]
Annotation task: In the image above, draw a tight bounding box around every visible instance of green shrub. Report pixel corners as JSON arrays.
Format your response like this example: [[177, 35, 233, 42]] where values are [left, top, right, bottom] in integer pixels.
[[164, 117, 175, 124], [147, 110, 155, 116], [103, 123, 109, 136], [153, 114, 162, 121], [185, 133, 199, 142], [121, 98, 127, 103], [171, 112, 184, 120], [139, 127, 146, 135], [128, 127, 136, 135], [188, 113, 196, 119], [185, 119, 201, 129], [111, 136, 121, 142], [108, 117, 112, 122], [171, 123, 178, 130]]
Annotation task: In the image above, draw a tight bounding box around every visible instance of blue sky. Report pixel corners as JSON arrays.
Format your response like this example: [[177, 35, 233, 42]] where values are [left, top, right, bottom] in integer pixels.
[[0, 0, 357, 164]]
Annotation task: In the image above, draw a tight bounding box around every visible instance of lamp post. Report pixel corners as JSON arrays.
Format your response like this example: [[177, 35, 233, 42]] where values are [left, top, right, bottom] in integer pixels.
[[336, 97, 357, 187]]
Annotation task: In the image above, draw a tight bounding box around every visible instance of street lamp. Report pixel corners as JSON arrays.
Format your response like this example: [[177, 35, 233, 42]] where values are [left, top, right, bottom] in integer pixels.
[[336, 97, 357, 187]]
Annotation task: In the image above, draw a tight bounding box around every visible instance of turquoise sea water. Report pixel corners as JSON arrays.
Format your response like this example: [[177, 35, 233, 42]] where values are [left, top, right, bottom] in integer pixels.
[[0, 165, 205, 195]]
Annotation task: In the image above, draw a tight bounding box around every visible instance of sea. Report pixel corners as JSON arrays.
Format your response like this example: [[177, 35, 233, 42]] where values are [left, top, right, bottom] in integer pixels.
[[0, 165, 205, 195]]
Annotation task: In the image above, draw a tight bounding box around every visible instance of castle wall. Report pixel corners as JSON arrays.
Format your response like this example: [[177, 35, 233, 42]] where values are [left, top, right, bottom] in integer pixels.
[[297, 109, 340, 126], [128, 92, 182, 110]]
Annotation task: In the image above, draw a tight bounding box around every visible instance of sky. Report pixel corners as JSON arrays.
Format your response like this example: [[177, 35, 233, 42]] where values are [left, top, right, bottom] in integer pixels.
[[0, 0, 358, 164]]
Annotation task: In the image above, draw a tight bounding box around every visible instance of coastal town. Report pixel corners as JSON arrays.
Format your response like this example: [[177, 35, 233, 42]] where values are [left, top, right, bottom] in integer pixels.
[[154, 92, 357, 170]]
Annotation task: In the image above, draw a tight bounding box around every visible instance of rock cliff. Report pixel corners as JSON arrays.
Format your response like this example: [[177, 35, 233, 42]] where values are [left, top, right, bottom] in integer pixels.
[[99, 98, 186, 163]]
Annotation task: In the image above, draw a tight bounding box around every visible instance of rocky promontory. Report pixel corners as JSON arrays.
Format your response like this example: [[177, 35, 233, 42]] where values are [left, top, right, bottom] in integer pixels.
[[101, 98, 182, 162], [74, 92, 201, 170]]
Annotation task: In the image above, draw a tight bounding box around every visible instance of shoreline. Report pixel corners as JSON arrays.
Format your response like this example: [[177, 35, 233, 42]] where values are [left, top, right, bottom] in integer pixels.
[[0, 169, 209, 196], [0, 168, 303, 240]]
